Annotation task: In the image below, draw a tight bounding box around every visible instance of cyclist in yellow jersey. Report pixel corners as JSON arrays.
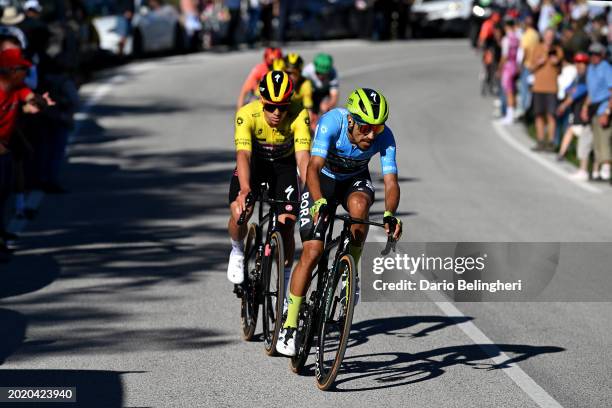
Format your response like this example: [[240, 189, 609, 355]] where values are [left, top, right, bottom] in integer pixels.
[[284, 53, 313, 114], [227, 70, 311, 286]]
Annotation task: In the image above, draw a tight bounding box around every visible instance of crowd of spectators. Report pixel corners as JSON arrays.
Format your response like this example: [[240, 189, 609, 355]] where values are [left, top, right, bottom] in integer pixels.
[[476, 0, 612, 182], [0, 1, 79, 261], [190, 0, 412, 49]]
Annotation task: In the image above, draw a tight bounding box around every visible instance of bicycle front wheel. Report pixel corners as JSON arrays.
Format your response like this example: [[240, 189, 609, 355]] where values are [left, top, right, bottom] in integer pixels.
[[262, 231, 285, 356], [315, 254, 356, 390], [240, 223, 260, 341]]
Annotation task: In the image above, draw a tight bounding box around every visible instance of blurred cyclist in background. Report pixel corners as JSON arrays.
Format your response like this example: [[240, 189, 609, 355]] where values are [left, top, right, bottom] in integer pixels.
[[226, 70, 311, 287], [284, 52, 313, 113], [302, 53, 339, 129], [236, 47, 282, 110]]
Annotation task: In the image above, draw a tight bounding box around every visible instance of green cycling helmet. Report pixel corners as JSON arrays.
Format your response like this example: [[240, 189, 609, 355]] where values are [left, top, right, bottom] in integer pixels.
[[346, 88, 389, 125], [313, 53, 333, 74]]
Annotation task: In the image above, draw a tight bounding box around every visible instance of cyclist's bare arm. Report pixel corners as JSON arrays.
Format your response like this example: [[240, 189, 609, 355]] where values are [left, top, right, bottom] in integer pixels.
[[383, 173, 401, 239], [236, 75, 256, 110], [328, 88, 339, 108], [383, 173, 400, 214], [295, 150, 310, 188], [235, 150, 252, 214]]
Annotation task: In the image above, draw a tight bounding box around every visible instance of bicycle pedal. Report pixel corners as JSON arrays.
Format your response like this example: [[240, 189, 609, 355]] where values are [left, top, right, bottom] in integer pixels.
[[233, 284, 244, 298]]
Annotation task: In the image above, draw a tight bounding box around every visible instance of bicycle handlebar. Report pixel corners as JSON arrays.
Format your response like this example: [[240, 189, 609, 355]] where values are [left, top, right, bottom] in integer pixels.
[[330, 213, 399, 254], [237, 193, 300, 225]]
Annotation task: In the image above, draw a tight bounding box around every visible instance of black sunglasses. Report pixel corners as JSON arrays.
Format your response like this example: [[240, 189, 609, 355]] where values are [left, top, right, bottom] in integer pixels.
[[263, 103, 290, 113]]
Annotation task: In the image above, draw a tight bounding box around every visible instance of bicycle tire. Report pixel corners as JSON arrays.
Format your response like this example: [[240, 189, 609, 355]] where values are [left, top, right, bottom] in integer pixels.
[[262, 231, 285, 355], [240, 223, 261, 341], [315, 254, 356, 390], [290, 290, 316, 373], [291, 240, 339, 373]]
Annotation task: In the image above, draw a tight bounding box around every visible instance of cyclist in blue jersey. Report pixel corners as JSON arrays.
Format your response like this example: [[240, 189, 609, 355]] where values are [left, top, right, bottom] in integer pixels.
[[277, 88, 403, 356]]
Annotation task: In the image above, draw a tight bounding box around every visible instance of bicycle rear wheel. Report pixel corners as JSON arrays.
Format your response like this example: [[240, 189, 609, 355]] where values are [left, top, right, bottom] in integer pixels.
[[240, 223, 260, 341], [315, 254, 356, 390], [262, 231, 285, 355]]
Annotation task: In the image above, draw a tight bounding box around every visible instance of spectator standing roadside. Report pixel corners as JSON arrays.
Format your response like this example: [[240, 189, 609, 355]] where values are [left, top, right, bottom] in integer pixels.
[[258, 0, 275, 45], [565, 18, 591, 58], [588, 14, 608, 47], [499, 17, 520, 124], [555, 52, 577, 146], [518, 14, 539, 117], [0, 29, 34, 221], [538, 0, 556, 35], [115, 0, 134, 56], [0, 48, 53, 259], [37, 60, 78, 193], [571, 0, 589, 22], [528, 28, 564, 151], [225, 0, 242, 49], [581, 42, 612, 181], [277, 0, 295, 45], [181, 0, 203, 50]]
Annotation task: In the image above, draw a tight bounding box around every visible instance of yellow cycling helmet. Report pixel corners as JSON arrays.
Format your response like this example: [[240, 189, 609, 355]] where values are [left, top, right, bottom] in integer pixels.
[[284, 53, 304, 71], [271, 58, 285, 71], [259, 70, 294, 104]]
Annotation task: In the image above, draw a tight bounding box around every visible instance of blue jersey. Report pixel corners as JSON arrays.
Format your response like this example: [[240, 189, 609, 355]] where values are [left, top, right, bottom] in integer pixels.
[[311, 108, 398, 180]]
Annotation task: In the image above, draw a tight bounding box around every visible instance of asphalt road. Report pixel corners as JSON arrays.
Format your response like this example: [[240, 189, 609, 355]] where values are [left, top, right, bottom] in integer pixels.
[[0, 40, 611, 408]]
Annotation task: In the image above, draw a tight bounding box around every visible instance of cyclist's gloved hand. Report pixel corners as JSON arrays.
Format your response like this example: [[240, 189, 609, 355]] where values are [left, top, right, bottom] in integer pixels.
[[383, 210, 402, 241], [310, 198, 328, 218]]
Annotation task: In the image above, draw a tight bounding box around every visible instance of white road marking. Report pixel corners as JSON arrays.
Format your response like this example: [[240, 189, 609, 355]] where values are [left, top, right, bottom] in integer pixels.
[[492, 121, 602, 194], [434, 301, 564, 408]]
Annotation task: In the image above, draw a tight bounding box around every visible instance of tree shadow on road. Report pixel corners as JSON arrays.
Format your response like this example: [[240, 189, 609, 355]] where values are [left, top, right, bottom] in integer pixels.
[[0, 107, 239, 363]]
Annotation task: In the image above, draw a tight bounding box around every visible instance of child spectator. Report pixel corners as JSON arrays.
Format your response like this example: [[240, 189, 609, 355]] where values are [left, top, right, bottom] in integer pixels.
[[557, 52, 591, 181]]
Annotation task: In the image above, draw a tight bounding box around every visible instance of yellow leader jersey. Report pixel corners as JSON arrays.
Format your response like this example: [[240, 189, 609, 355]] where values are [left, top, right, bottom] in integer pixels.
[[234, 100, 311, 161], [292, 77, 313, 110]]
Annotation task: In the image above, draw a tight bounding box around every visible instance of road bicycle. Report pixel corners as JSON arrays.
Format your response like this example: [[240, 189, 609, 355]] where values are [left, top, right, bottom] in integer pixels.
[[289, 205, 396, 390], [236, 183, 299, 356]]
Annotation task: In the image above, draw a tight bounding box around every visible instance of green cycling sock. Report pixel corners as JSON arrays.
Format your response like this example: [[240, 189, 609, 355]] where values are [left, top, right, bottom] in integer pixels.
[[349, 243, 363, 265], [284, 292, 303, 329]]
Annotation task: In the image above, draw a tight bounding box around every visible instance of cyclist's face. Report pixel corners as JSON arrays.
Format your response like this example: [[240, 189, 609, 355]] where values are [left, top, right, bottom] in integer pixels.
[[286, 69, 300, 83], [349, 117, 380, 150], [263, 102, 289, 127]]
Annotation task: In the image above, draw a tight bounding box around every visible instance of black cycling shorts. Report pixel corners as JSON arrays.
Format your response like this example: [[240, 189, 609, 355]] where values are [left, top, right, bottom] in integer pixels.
[[312, 88, 331, 114], [228, 155, 299, 216], [298, 171, 375, 242]]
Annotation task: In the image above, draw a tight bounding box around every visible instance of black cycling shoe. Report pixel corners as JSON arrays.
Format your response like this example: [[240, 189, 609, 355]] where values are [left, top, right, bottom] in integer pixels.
[[233, 284, 244, 298]]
